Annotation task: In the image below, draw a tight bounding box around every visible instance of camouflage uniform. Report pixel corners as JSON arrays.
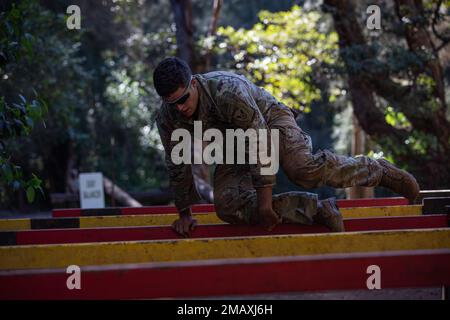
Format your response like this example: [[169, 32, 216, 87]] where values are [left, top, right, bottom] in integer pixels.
[[156, 71, 384, 225]]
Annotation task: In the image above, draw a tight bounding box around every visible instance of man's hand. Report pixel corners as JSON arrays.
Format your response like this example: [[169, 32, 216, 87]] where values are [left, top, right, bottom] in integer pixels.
[[258, 207, 281, 231], [256, 186, 281, 231], [172, 209, 197, 237]]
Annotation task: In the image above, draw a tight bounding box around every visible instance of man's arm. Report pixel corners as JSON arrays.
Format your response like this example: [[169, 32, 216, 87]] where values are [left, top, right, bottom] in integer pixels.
[[156, 110, 201, 237], [256, 186, 281, 230], [217, 82, 280, 230]]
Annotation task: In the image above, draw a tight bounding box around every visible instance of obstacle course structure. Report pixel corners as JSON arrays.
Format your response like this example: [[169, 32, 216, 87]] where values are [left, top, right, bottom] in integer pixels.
[[0, 191, 449, 299]]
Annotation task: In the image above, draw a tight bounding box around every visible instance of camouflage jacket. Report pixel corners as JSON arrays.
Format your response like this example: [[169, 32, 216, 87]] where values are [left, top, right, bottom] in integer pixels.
[[156, 71, 291, 211]]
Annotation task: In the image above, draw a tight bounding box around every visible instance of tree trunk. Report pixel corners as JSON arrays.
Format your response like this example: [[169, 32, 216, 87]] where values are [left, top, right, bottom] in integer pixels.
[[203, 0, 223, 71], [394, 0, 450, 153], [170, 0, 195, 66], [347, 115, 374, 199], [44, 141, 72, 194], [170, 0, 220, 203], [323, 0, 450, 189], [323, 0, 407, 144], [208, 0, 223, 37]]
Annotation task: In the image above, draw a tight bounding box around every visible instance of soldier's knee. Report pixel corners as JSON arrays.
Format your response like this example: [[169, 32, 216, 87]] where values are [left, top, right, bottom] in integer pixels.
[[214, 187, 255, 224], [215, 205, 247, 224], [214, 188, 240, 224], [214, 202, 235, 223]]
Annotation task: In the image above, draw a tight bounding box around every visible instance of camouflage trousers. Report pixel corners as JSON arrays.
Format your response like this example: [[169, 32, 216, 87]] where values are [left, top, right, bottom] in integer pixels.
[[213, 106, 384, 225]]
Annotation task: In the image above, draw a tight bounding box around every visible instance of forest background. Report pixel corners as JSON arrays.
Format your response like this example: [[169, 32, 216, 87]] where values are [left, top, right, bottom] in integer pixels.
[[1, 0, 449, 211]]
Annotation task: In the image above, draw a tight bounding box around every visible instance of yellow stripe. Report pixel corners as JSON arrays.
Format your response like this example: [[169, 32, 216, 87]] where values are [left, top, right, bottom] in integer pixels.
[[0, 219, 30, 231], [80, 205, 421, 228], [0, 228, 448, 270], [341, 205, 422, 218], [79, 212, 220, 228], [0, 205, 423, 231]]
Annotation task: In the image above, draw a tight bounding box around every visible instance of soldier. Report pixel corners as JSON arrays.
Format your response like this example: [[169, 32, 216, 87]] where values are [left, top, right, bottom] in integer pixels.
[[153, 57, 420, 237]]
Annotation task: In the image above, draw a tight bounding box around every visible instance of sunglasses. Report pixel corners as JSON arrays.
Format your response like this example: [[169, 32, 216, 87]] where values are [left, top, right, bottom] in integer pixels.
[[164, 77, 192, 107]]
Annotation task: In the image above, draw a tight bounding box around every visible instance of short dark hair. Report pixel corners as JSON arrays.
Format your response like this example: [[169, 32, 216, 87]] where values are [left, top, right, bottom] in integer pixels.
[[153, 57, 192, 98]]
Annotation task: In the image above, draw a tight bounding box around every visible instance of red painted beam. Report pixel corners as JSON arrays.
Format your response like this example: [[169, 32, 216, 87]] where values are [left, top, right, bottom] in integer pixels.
[[337, 197, 407, 208], [2, 215, 447, 246], [53, 208, 82, 218], [52, 198, 409, 217], [0, 249, 448, 299], [52, 204, 215, 217]]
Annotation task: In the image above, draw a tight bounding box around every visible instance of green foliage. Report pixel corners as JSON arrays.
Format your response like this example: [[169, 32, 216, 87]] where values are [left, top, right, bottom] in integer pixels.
[[0, 95, 47, 201], [1, 0, 448, 208], [217, 6, 339, 112], [0, 0, 179, 208], [384, 106, 411, 130], [0, 2, 49, 203]]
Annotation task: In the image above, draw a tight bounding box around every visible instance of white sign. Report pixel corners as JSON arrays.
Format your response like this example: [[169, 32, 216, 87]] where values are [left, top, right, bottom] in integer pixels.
[[79, 172, 105, 209]]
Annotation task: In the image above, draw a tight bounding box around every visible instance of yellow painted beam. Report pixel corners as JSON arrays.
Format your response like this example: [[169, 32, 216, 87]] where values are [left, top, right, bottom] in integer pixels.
[[0, 219, 30, 231], [79, 213, 220, 228], [0, 205, 422, 231], [341, 205, 422, 218], [80, 205, 422, 228], [0, 228, 448, 270]]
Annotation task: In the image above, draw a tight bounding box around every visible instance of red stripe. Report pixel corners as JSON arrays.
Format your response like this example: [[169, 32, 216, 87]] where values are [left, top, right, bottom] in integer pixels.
[[12, 215, 447, 245], [52, 208, 82, 218], [121, 204, 216, 214], [336, 197, 407, 208], [0, 250, 448, 299], [52, 198, 408, 217]]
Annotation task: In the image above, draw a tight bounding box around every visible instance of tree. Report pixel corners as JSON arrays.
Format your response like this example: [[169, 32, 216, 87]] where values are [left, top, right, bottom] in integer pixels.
[[1, 0, 170, 209], [323, 0, 450, 188], [0, 1, 48, 204], [216, 5, 344, 198], [169, 0, 227, 203], [217, 6, 339, 113]]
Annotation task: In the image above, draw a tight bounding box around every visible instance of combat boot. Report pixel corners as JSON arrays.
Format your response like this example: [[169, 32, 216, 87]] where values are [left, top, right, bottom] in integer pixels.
[[377, 159, 420, 203], [314, 198, 345, 232]]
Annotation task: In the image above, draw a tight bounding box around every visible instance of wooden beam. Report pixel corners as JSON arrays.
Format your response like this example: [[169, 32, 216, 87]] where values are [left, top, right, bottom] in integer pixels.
[[1, 205, 423, 231], [0, 228, 448, 270], [0, 249, 448, 299], [0, 205, 422, 231], [52, 198, 411, 218], [1, 215, 447, 246]]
